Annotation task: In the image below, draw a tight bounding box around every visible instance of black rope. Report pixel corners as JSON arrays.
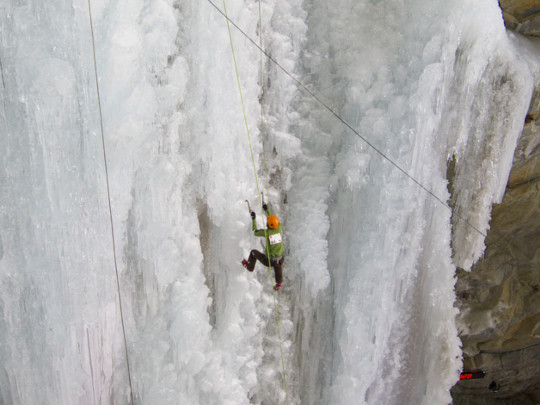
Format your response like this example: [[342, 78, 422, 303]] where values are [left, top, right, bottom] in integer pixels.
[[87, 1, 135, 403]]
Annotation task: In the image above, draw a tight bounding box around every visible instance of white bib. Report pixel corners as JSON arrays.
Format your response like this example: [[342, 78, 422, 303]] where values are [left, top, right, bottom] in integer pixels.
[[269, 233, 282, 245]]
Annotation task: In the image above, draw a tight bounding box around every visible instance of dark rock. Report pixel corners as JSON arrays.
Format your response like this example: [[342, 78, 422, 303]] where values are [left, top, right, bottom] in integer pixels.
[[499, 0, 540, 37]]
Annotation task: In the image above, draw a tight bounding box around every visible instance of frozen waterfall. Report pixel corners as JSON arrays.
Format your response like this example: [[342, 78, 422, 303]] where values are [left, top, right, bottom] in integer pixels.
[[1, 0, 538, 404]]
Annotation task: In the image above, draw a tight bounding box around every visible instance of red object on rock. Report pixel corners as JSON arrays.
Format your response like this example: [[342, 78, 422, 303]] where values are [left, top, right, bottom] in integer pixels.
[[460, 370, 486, 380]]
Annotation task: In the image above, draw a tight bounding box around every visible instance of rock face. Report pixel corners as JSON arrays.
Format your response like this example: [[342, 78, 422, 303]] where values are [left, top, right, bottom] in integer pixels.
[[499, 0, 540, 37], [452, 101, 540, 403], [451, 3, 540, 402]]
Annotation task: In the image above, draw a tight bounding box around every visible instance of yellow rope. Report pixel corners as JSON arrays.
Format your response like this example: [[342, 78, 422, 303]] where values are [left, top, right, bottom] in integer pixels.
[[257, 2, 291, 404], [221, 1, 289, 403]]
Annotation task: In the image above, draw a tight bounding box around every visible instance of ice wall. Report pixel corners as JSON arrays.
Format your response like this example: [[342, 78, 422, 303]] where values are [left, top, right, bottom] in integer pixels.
[[1, 0, 295, 404], [283, 0, 535, 404], [0, 0, 537, 404], [0, 3, 130, 404], [81, 0, 294, 403]]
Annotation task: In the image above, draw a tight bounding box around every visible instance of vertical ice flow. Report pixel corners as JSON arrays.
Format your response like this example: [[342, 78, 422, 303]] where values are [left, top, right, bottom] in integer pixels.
[[0, 0, 538, 404]]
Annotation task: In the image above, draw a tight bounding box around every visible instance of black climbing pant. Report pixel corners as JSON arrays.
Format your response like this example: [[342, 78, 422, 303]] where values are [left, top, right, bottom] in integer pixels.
[[246, 249, 284, 284]]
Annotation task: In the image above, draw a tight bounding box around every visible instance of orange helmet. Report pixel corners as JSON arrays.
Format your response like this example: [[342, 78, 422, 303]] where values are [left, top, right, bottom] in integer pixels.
[[267, 215, 279, 229]]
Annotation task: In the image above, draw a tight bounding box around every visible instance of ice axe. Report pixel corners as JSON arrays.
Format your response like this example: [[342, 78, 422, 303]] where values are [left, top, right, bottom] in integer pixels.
[[246, 192, 266, 214]]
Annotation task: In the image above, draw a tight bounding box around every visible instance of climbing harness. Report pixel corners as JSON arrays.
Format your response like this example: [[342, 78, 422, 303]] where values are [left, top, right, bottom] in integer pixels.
[[221, 0, 290, 402], [87, 1, 134, 403]]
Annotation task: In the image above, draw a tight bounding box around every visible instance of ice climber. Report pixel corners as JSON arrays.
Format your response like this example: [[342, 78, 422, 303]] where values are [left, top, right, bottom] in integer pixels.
[[242, 202, 284, 292]]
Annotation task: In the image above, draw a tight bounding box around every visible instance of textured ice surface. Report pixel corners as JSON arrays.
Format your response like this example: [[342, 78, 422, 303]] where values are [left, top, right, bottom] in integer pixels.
[[0, 0, 537, 404]]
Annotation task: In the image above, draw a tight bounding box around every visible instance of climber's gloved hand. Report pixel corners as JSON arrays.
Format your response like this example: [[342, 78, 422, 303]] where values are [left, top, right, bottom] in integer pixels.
[[274, 283, 281, 292], [251, 211, 256, 219], [262, 203, 268, 211]]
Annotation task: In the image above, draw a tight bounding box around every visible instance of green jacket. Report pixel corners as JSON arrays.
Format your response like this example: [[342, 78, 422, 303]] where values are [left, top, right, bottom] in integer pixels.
[[252, 208, 284, 258]]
